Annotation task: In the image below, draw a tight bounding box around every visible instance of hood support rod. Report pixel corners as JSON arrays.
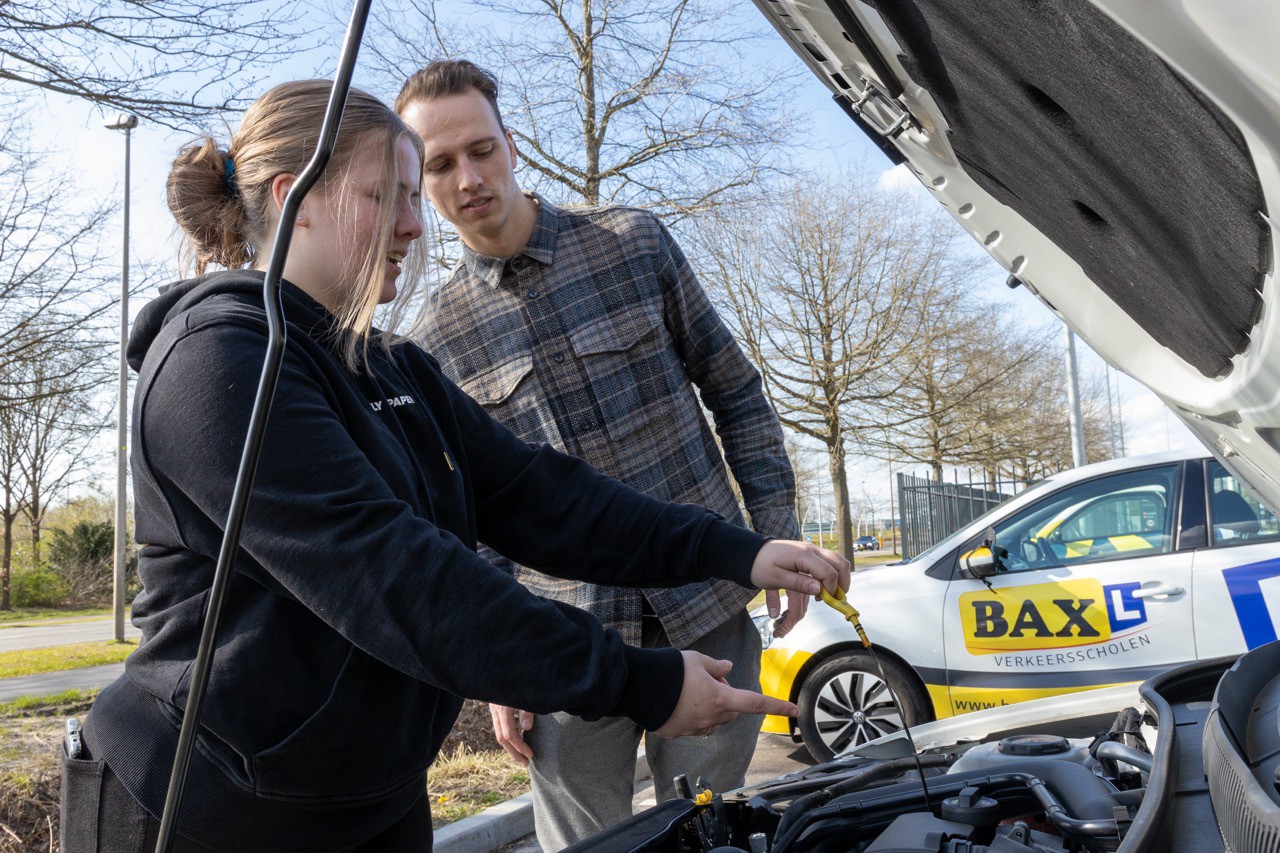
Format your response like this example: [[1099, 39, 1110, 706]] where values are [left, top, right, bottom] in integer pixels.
[[153, 3, 372, 849]]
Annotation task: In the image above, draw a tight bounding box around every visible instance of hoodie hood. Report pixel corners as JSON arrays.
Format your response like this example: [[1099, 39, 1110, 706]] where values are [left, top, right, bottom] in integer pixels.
[[127, 270, 332, 372]]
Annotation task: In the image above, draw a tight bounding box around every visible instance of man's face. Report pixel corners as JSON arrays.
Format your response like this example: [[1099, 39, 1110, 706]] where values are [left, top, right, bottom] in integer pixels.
[[400, 89, 523, 253]]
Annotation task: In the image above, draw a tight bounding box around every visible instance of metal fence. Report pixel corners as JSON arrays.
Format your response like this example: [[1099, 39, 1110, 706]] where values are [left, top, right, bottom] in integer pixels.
[[896, 470, 1030, 560]]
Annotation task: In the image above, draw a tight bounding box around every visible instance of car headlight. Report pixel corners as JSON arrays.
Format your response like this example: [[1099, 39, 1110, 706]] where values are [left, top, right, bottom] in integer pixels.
[[751, 611, 775, 649]]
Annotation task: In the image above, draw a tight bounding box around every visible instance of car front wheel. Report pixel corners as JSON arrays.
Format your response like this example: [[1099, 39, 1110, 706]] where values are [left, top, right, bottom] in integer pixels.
[[796, 651, 931, 763]]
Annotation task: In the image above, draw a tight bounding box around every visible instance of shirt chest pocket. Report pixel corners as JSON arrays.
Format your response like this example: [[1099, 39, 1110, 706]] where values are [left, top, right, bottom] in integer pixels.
[[569, 300, 679, 443], [459, 353, 565, 447]]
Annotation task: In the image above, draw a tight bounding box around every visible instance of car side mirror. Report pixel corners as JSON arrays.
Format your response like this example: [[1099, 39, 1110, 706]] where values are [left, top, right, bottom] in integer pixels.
[[960, 530, 1005, 579], [961, 545, 999, 578]]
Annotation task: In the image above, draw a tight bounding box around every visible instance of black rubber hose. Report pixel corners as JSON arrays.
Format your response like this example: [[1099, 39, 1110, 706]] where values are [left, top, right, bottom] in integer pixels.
[[772, 755, 952, 841], [152, 2, 372, 850]]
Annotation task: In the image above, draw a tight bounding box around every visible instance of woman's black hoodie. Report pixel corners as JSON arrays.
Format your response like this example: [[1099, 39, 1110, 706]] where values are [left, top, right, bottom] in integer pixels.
[[87, 270, 766, 851]]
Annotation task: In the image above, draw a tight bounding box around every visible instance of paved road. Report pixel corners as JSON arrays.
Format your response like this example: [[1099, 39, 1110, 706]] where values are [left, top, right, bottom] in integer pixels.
[[0, 662, 125, 701], [0, 616, 140, 652]]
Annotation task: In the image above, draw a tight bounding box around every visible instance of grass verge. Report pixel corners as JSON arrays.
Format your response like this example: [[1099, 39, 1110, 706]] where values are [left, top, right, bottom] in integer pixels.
[[0, 609, 110, 627], [0, 689, 97, 852], [0, 641, 137, 679], [428, 743, 531, 829]]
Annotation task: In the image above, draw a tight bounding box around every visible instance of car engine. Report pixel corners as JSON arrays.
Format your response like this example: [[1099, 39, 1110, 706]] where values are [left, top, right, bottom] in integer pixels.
[[569, 643, 1280, 853]]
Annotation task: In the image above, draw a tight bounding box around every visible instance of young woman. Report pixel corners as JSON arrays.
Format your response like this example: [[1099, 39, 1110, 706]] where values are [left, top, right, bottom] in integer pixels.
[[59, 81, 847, 852]]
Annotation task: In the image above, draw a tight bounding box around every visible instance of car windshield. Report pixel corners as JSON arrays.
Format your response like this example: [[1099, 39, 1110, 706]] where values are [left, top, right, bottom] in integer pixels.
[[990, 465, 1180, 571]]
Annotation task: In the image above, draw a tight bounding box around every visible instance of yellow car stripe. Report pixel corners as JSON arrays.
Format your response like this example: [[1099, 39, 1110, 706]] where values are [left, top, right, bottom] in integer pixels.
[[945, 682, 1138, 717], [759, 646, 812, 734]]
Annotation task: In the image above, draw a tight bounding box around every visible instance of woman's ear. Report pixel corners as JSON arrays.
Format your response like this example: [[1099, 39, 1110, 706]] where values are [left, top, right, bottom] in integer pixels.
[[270, 173, 307, 226]]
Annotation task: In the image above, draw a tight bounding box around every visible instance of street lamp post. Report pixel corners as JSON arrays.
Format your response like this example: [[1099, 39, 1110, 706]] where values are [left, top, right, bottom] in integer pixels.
[[106, 114, 138, 643], [1064, 325, 1087, 468]]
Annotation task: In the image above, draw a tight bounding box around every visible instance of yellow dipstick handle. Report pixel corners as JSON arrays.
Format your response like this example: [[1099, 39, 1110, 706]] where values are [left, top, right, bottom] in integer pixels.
[[819, 586, 871, 649], [694, 789, 714, 806]]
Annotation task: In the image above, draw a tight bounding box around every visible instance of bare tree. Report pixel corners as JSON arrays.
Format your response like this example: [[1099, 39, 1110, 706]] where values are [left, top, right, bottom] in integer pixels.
[[960, 345, 1114, 484], [18, 349, 112, 567], [697, 172, 980, 557], [0, 339, 110, 611], [873, 280, 1056, 479], [0, 0, 309, 126], [0, 129, 118, 608], [365, 0, 795, 221]]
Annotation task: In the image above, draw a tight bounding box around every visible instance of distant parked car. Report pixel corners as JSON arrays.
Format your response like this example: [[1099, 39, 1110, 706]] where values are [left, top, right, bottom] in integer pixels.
[[854, 535, 880, 551]]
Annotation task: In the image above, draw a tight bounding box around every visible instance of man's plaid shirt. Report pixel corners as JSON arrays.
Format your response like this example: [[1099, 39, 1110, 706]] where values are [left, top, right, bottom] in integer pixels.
[[425, 196, 798, 648]]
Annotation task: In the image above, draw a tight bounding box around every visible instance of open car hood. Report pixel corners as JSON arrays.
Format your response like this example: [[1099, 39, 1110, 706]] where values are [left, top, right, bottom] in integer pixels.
[[753, 0, 1280, 509]]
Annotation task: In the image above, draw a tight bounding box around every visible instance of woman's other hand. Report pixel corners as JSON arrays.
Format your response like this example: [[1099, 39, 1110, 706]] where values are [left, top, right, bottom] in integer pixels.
[[653, 650, 798, 739]]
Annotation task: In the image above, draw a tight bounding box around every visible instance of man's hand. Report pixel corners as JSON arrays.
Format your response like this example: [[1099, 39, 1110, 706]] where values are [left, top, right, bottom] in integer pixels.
[[654, 650, 799, 739], [489, 703, 536, 766], [768, 590, 807, 638], [752, 540, 849, 637]]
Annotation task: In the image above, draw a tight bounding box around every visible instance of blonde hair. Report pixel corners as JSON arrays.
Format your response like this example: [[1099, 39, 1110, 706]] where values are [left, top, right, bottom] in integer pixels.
[[167, 80, 430, 370]]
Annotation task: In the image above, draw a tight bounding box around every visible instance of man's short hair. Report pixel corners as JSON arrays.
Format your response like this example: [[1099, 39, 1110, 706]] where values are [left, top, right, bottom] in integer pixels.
[[395, 60, 504, 130]]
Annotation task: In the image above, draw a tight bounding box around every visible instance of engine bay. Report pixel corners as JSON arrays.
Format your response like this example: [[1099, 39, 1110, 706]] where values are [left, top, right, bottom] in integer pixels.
[[648, 717, 1150, 853], [569, 648, 1280, 853]]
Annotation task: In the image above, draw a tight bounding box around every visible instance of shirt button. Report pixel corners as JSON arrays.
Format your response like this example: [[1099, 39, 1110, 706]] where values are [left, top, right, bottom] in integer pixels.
[[553, 353, 565, 364], [512, 257, 528, 271], [578, 419, 593, 431], [526, 289, 539, 299]]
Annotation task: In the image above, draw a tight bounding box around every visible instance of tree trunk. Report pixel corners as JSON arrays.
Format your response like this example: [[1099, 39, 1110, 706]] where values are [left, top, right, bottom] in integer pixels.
[[580, 2, 600, 206], [2, 512, 12, 610], [826, 439, 855, 559], [28, 484, 41, 565]]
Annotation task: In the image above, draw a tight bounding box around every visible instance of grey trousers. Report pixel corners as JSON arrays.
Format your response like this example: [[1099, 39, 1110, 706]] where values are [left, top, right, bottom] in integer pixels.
[[525, 609, 762, 851]]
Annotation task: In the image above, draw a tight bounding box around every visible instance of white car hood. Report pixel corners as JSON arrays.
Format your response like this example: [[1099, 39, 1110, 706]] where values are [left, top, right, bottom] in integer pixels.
[[849, 683, 1142, 759], [754, 0, 1280, 509]]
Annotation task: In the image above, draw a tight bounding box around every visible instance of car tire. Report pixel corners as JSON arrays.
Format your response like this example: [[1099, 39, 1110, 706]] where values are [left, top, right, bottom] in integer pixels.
[[797, 651, 930, 763]]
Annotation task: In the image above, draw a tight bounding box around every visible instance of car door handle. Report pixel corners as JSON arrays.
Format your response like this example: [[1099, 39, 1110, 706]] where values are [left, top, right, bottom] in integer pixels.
[[1132, 583, 1185, 599]]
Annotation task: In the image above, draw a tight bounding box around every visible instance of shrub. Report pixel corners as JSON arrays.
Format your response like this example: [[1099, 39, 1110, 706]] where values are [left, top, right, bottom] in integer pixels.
[[48, 521, 114, 607], [11, 565, 68, 608]]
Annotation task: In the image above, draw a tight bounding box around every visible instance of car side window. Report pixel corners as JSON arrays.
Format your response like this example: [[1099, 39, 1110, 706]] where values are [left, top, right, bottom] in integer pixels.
[[988, 465, 1180, 573], [1207, 460, 1280, 546]]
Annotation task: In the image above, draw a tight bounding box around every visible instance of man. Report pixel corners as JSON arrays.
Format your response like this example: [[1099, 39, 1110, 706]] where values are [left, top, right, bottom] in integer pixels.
[[396, 60, 803, 850]]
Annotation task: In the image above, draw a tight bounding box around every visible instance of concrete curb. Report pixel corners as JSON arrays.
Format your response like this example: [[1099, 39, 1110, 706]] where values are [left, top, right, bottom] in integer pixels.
[[435, 792, 536, 853], [435, 747, 651, 852]]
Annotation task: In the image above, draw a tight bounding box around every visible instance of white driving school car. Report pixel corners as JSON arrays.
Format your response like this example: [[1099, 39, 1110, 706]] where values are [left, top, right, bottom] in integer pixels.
[[756, 449, 1280, 762]]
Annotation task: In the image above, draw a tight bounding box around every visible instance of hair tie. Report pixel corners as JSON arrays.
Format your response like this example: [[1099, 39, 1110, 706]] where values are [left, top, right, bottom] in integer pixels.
[[224, 155, 238, 196]]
